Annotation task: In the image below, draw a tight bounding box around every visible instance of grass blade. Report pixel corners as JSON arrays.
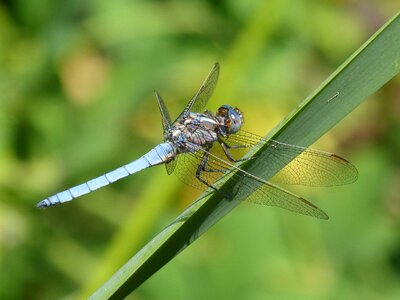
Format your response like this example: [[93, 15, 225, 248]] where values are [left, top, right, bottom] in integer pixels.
[[90, 12, 400, 299]]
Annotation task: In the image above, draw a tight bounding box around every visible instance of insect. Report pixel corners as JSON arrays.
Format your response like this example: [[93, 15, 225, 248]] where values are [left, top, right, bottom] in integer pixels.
[[37, 63, 357, 219]]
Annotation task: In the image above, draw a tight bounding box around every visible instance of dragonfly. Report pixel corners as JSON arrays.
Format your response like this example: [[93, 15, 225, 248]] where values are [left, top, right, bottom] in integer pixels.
[[37, 63, 358, 219]]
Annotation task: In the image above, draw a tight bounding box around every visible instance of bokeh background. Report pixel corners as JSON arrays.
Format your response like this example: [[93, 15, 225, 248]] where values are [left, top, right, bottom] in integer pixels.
[[0, 0, 399, 299]]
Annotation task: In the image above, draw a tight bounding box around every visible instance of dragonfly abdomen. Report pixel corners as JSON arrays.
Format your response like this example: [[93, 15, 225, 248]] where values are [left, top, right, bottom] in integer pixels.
[[36, 142, 176, 208]]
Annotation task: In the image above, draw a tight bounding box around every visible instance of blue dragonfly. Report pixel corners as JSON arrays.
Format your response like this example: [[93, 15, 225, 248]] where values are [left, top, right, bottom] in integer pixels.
[[37, 63, 358, 219]]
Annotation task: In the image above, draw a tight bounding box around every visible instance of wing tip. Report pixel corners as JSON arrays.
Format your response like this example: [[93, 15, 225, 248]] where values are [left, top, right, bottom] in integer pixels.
[[333, 154, 359, 184], [320, 211, 330, 220], [299, 197, 329, 220]]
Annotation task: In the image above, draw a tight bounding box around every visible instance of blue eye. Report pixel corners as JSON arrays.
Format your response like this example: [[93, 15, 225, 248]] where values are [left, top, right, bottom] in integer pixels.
[[227, 108, 242, 133]]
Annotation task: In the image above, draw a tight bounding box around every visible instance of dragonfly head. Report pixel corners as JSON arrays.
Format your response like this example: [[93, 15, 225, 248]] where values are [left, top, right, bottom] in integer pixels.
[[216, 105, 243, 134]]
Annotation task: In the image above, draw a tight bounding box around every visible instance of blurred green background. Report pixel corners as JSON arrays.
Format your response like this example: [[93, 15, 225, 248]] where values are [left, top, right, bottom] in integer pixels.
[[0, 0, 399, 299]]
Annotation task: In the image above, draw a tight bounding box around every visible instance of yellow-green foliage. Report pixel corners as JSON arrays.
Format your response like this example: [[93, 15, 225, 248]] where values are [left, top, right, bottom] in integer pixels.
[[0, 1, 399, 299]]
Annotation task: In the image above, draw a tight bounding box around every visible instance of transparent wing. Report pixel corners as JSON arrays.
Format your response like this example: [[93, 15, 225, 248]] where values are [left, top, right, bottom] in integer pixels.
[[172, 149, 225, 191], [155, 91, 176, 174], [174, 63, 220, 122], [174, 145, 328, 219], [165, 159, 177, 175], [155, 91, 172, 133], [244, 182, 328, 219], [222, 130, 358, 186]]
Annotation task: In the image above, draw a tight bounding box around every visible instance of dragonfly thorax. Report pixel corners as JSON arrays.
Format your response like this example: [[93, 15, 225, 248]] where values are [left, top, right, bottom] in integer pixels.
[[166, 112, 220, 153]]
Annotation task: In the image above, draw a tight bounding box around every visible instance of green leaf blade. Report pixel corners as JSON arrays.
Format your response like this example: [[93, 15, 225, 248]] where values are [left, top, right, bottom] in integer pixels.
[[90, 12, 400, 300]]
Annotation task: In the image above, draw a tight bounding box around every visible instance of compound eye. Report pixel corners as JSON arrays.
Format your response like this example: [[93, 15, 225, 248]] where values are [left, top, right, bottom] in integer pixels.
[[227, 112, 242, 133], [217, 107, 228, 116]]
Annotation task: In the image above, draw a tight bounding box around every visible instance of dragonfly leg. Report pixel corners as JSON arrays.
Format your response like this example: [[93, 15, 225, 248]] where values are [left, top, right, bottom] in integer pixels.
[[224, 143, 249, 149], [203, 168, 226, 173], [219, 141, 250, 163], [195, 148, 219, 191]]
